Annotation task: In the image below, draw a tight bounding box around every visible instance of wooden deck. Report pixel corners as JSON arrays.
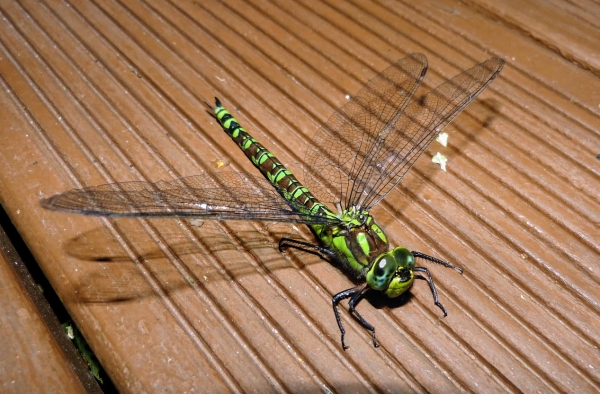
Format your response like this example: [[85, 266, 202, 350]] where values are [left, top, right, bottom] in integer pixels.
[[1, 0, 598, 392]]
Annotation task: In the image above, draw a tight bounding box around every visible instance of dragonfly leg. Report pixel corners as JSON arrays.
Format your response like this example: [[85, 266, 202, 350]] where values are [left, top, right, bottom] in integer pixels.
[[414, 266, 448, 317], [412, 251, 462, 316], [332, 284, 378, 349], [348, 285, 379, 348], [412, 251, 463, 274], [278, 238, 337, 260]]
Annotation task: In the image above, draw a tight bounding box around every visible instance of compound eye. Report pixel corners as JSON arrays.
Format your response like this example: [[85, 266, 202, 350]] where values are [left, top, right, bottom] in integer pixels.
[[366, 253, 399, 291], [392, 247, 415, 269]]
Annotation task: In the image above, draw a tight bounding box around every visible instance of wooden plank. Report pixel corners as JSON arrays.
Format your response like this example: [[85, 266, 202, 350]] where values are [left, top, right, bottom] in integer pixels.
[[0, 221, 101, 393], [0, 0, 598, 392]]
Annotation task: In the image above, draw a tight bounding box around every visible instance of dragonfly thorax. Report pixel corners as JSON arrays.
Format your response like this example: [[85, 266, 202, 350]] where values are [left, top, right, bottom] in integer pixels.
[[312, 210, 389, 277]]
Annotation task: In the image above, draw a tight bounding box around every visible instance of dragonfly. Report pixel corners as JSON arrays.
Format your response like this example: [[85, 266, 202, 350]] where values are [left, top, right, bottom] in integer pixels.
[[42, 53, 504, 349]]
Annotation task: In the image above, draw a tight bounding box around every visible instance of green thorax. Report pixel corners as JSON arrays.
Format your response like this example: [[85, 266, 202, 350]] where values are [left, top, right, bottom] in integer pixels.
[[312, 210, 416, 299], [311, 208, 389, 276]]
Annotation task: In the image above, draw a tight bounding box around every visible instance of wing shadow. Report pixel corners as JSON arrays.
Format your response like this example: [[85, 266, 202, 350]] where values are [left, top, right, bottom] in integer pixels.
[[61, 220, 316, 304]]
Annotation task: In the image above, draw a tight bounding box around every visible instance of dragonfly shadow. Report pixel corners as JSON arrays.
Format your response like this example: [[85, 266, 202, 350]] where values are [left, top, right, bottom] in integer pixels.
[[61, 221, 313, 304], [365, 288, 413, 310], [367, 98, 503, 231], [420, 98, 502, 179], [480, 98, 503, 128], [451, 98, 503, 147]]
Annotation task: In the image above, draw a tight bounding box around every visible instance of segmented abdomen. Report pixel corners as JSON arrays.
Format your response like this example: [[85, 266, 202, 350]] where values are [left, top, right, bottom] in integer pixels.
[[214, 99, 333, 219]]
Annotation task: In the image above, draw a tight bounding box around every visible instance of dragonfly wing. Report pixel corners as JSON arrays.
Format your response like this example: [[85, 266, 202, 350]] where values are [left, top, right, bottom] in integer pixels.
[[41, 172, 339, 225], [349, 57, 505, 209], [304, 53, 428, 208]]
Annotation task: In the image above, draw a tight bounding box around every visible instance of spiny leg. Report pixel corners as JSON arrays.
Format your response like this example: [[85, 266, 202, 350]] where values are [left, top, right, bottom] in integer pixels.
[[332, 284, 378, 350], [411, 252, 462, 317], [278, 238, 337, 260], [332, 285, 361, 350], [348, 285, 379, 349], [413, 266, 449, 316], [412, 251, 463, 274]]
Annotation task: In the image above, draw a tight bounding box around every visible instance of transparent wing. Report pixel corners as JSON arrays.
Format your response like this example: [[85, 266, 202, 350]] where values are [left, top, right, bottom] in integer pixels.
[[351, 57, 504, 209], [305, 55, 504, 210], [304, 53, 427, 208], [41, 172, 341, 225]]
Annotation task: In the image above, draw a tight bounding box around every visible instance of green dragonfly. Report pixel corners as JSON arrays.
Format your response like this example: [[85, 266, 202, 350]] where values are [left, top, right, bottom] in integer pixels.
[[42, 54, 504, 349]]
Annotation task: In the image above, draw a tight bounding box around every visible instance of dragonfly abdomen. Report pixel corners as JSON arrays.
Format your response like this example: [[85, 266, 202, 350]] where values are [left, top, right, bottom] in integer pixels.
[[213, 99, 333, 219]]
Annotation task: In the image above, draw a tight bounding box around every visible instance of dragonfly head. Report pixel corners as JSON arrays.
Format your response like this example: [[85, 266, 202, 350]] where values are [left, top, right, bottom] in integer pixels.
[[366, 247, 415, 297]]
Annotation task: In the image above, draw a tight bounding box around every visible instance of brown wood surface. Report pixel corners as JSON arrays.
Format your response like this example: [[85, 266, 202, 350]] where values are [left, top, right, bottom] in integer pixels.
[[0, 0, 598, 392], [0, 223, 101, 393]]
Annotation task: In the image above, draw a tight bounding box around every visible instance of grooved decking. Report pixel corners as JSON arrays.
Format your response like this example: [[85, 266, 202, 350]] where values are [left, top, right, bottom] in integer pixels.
[[0, 0, 598, 392]]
